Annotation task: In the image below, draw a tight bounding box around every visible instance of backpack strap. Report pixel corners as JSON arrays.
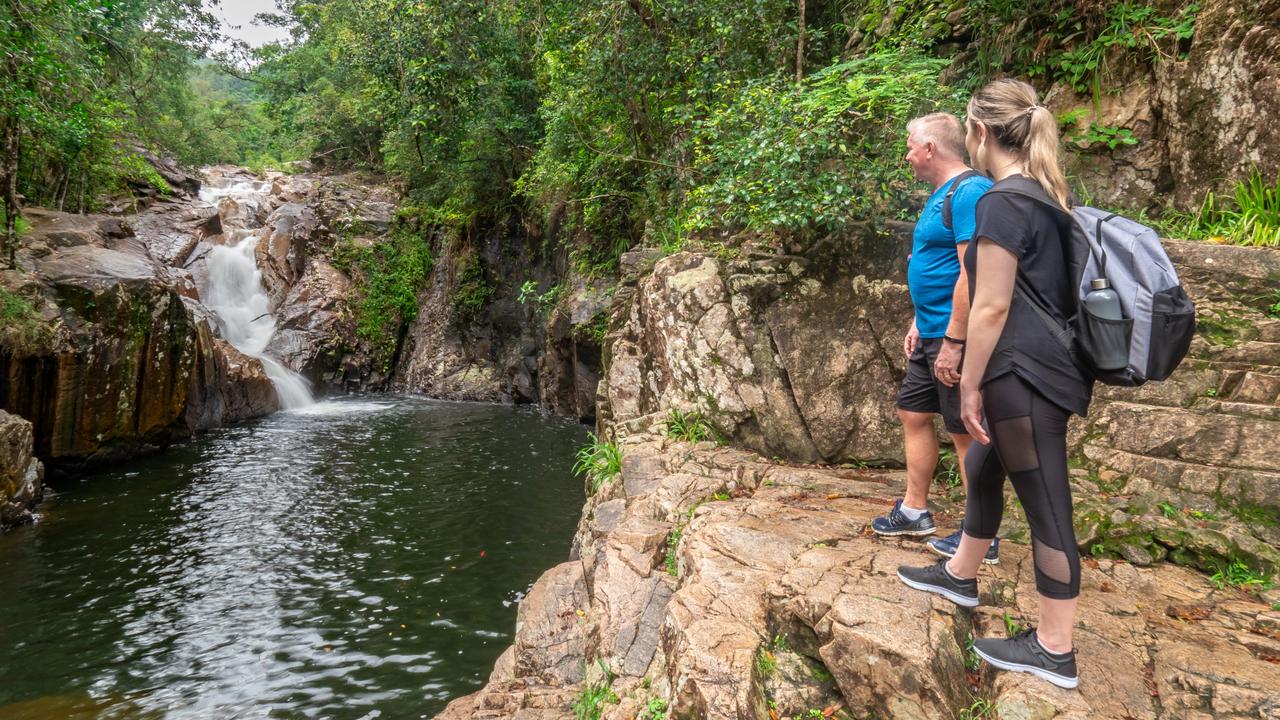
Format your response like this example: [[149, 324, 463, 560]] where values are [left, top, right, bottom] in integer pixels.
[[984, 178, 1080, 352], [940, 169, 984, 231], [983, 178, 1106, 274]]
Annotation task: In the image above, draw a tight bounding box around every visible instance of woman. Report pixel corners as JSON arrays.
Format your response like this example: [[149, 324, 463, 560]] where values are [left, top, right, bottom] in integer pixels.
[[895, 78, 1092, 690]]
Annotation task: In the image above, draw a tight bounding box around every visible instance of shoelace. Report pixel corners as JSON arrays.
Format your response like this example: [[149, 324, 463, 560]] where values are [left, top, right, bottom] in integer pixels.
[[1015, 627, 1075, 660]]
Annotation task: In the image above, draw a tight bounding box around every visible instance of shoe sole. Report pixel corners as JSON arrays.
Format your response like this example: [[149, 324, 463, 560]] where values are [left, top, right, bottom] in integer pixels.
[[872, 526, 937, 537], [927, 542, 1000, 565], [896, 570, 979, 608], [973, 646, 1079, 689]]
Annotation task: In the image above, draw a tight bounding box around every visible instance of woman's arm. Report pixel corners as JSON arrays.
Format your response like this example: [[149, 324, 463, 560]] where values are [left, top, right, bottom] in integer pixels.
[[960, 238, 1018, 443]]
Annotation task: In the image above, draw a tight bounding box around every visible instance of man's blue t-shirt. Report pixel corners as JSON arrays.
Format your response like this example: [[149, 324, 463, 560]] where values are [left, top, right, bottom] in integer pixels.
[[908, 173, 993, 338]]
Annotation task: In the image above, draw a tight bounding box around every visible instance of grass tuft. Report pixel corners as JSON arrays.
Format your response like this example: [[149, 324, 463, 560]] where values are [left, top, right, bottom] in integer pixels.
[[574, 433, 622, 493]]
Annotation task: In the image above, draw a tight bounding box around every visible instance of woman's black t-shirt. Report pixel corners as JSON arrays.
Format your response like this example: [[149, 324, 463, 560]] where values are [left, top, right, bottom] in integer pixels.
[[964, 176, 1093, 416]]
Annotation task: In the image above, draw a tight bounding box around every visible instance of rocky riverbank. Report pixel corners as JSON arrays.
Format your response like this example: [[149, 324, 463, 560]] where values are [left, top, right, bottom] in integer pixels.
[[438, 434, 1280, 719], [439, 234, 1280, 718]]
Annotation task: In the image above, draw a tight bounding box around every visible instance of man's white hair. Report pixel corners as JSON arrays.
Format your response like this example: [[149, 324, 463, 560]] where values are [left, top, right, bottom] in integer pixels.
[[907, 112, 966, 159]]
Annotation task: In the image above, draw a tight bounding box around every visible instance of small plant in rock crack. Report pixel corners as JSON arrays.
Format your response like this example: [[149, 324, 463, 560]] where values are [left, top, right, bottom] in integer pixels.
[[963, 631, 981, 672], [755, 646, 777, 677], [1002, 612, 1025, 638], [639, 696, 668, 720], [1210, 558, 1274, 592], [665, 408, 716, 443], [1158, 501, 1181, 520], [573, 660, 618, 720], [518, 279, 565, 315], [935, 449, 962, 489], [958, 697, 998, 720], [574, 434, 622, 493], [665, 527, 683, 577]]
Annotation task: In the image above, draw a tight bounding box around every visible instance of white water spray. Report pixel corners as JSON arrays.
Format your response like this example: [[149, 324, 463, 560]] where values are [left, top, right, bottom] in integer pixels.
[[199, 176, 314, 410]]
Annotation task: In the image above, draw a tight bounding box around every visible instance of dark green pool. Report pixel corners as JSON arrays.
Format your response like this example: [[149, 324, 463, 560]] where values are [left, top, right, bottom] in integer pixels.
[[0, 397, 589, 719]]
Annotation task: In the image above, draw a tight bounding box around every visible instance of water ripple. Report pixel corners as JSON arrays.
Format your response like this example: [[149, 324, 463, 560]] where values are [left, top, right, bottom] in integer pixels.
[[0, 398, 587, 719]]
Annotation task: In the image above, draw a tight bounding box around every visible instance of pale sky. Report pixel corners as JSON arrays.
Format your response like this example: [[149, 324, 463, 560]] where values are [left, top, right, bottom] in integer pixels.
[[209, 0, 292, 49]]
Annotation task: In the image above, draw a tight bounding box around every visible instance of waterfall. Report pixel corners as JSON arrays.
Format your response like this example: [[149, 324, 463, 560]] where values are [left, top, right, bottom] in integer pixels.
[[199, 176, 314, 410]]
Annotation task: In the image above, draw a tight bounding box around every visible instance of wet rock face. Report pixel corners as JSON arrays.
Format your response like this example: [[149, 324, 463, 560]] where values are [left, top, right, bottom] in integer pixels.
[[603, 250, 913, 465], [0, 410, 44, 532], [1156, 0, 1280, 208], [0, 204, 280, 470], [1046, 0, 1280, 210], [439, 437, 1280, 720], [393, 222, 607, 418]]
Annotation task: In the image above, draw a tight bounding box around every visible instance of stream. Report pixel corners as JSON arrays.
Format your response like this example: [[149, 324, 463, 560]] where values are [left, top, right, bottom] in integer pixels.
[[0, 398, 588, 719]]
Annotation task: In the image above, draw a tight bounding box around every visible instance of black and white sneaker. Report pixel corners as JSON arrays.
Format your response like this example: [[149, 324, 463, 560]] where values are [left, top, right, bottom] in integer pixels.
[[896, 559, 979, 608], [871, 499, 936, 536], [973, 628, 1079, 689]]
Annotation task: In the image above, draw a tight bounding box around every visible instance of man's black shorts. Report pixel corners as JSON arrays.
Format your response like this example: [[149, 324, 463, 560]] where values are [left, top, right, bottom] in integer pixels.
[[896, 336, 967, 435]]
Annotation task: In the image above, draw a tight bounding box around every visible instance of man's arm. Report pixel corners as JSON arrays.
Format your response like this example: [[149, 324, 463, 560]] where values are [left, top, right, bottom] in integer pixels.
[[932, 247, 968, 386]]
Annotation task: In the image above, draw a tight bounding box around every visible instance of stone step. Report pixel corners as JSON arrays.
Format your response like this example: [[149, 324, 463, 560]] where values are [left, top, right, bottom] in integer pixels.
[[1078, 442, 1279, 509], [1200, 339, 1280, 367], [1080, 401, 1280, 475], [1191, 397, 1280, 421], [1222, 370, 1280, 404]]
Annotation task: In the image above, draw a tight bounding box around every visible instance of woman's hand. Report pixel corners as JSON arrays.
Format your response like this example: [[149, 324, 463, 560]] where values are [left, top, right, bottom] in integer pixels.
[[961, 384, 990, 444], [904, 321, 919, 358]]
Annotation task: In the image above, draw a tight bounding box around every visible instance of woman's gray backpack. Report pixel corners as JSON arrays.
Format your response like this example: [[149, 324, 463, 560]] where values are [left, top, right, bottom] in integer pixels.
[[988, 177, 1196, 387]]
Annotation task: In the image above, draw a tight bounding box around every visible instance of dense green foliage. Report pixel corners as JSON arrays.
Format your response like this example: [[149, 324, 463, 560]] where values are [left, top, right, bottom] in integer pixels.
[[3, 0, 1225, 275], [2, 1, 212, 209], [331, 213, 435, 364]]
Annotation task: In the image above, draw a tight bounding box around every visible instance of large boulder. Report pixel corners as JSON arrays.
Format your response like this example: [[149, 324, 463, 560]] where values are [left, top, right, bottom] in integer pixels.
[[603, 250, 913, 465], [0, 410, 44, 531]]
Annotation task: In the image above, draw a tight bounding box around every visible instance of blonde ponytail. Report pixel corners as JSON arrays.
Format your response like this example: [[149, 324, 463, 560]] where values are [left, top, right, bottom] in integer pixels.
[[967, 79, 1071, 211], [1025, 106, 1071, 210]]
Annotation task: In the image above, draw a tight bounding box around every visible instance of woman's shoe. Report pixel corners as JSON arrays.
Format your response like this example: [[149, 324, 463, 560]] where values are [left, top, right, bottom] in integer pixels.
[[973, 628, 1079, 689], [896, 559, 978, 608]]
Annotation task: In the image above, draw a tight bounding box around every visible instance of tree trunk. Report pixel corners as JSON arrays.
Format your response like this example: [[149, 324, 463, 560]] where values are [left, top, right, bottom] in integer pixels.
[[1, 118, 19, 269], [796, 0, 806, 82]]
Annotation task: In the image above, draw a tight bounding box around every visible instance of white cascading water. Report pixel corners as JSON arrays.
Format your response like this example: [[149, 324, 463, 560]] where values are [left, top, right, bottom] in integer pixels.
[[199, 178, 314, 410]]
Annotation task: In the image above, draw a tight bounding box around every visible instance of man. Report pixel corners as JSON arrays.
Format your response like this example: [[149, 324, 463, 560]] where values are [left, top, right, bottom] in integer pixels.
[[871, 112, 999, 565]]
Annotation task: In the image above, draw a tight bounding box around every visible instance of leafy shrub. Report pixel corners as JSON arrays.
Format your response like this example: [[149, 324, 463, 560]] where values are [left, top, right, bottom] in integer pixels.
[[518, 280, 564, 316], [681, 49, 961, 240], [450, 251, 494, 320]]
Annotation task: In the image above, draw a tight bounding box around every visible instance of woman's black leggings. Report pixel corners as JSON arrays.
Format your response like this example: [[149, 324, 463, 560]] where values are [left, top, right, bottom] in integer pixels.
[[962, 372, 1080, 599]]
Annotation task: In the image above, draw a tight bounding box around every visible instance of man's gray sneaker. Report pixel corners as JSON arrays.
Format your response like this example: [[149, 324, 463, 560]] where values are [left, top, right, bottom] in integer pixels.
[[928, 530, 1000, 565], [872, 499, 937, 536], [973, 628, 1079, 689], [896, 559, 978, 608]]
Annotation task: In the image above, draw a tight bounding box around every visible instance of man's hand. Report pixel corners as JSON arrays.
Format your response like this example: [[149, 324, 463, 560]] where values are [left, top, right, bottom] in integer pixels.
[[933, 340, 963, 387], [903, 321, 919, 358]]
